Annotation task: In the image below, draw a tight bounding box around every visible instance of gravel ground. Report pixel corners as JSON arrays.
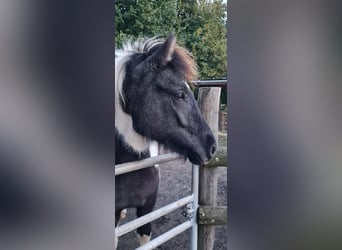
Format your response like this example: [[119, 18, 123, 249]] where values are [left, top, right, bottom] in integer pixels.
[[117, 149, 227, 250]]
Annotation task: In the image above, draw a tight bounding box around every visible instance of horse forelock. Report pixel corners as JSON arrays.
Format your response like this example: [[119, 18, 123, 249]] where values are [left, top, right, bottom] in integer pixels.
[[120, 37, 164, 54], [119, 37, 197, 80], [115, 37, 165, 109], [173, 46, 198, 83]]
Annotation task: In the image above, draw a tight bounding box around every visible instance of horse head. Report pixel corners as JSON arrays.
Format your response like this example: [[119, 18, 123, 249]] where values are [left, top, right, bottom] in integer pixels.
[[115, 35, 217, 165]]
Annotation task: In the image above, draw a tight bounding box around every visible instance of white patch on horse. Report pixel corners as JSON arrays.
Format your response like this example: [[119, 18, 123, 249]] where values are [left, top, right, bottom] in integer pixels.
[[137, 233, 151, 246], [149, 141, 159, 157], [149, 140, 159, 167], [119, 208, 127, 219], [115, 236, 118, 250], [115, 214, 125, 250], [115, 38, 165, 153]]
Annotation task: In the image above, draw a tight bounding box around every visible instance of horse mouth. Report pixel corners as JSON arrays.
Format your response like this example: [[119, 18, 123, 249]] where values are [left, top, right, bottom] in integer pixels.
[[189, 153, 208, 165]]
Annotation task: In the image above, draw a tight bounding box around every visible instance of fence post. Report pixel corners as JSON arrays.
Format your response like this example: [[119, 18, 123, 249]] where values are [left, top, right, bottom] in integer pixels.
[[197, 87, 221, 250]]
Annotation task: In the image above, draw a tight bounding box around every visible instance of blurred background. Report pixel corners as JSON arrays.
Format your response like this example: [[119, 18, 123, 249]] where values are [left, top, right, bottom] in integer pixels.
[[0, 0, 115, 249], [229, 0, 342, 249], [0, 0, 341, 249]]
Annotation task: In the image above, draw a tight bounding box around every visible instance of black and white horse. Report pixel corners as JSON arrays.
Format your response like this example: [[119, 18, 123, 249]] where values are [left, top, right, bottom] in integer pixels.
[[115, 35, 217, 248]]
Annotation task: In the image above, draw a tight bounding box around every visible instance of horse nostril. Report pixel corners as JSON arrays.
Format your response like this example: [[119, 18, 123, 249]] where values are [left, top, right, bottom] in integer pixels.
[[210, 144, 217, 157], [206, 133, 217, 158]]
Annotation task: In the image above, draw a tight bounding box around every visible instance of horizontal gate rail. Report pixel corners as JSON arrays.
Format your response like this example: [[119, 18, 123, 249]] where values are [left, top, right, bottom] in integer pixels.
[[115, 153, 180, 176], [135, 220, 194, 250], [115, 195, 194, 237], [204, 146, 227, 168], [191, 79, 227, 88], [115, 164, 200, 250]]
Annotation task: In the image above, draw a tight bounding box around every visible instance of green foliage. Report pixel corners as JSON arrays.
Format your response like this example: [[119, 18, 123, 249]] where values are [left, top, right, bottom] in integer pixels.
[[188, 0, 227, 79], [115, 0, 227, 79], [115, 0, 178, 47]]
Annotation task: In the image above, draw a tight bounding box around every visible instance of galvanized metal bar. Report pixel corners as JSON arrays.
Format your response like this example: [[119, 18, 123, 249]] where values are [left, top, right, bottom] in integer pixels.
[[135, 221, 193, 250], [115, 153, 180, 176], [191, 164, 199, 250], [115, 195, 194, 237], [191, 80, 227, 88]]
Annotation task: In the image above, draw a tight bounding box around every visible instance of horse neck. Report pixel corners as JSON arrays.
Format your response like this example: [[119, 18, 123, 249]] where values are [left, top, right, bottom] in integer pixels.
[[115, 130, 150, 164]]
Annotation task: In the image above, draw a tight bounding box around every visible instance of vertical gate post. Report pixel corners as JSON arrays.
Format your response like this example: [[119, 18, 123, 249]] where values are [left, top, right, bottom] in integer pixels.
[[197, 87, 221, 250], [191, 164, 199, 250]]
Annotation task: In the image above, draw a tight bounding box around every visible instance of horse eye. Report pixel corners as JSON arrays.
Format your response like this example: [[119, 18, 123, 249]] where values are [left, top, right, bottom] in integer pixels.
[[175, 91, 185, 100]]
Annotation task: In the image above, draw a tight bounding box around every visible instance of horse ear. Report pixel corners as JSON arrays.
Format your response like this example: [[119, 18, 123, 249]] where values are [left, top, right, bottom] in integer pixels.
[[151, 34, 176, 68]]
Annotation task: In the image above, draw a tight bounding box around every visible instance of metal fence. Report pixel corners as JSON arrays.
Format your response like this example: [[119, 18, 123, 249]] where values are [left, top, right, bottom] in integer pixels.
[[115, 154, 199, 250]]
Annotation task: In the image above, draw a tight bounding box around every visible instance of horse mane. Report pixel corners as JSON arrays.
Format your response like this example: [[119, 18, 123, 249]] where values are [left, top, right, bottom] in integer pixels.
[[115, 37, 198, 153], [115, 37, 164, 108], [173, 46, 198, 83]]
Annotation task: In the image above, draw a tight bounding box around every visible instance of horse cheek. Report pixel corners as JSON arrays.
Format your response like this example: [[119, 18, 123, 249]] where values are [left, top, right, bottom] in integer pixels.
[[175, 107, 189, 128]]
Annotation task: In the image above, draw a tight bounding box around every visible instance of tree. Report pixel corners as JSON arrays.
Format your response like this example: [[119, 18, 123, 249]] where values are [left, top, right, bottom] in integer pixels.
[[173, 0, 227, 79], [115, 0, 177, 47], [115, 0, 227, 79], [190, 0, 227, 79]]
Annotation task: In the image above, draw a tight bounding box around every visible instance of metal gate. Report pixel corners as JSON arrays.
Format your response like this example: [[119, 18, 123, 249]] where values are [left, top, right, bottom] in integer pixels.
[[115, 153, 199, 250]]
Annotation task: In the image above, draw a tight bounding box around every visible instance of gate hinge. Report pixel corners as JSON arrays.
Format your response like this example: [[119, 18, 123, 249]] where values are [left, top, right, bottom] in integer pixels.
[[182, 203, 195, 220]]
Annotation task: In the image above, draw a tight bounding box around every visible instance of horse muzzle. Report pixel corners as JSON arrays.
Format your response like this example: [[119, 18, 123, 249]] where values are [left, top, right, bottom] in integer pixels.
[[189, 132, 217, 165]]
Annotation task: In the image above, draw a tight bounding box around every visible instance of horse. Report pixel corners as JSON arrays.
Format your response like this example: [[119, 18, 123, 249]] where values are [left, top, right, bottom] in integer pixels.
[[115, 34, 217, 248]]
